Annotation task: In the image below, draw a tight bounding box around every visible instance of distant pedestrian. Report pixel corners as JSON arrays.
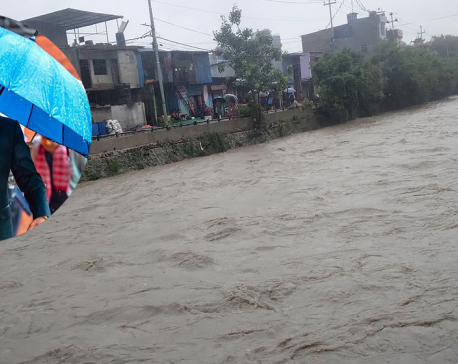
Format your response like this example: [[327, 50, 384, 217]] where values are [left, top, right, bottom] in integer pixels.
[[229, 101, 237, 119], [33, 136, 71, 215], [267, 96, 274, 110], [289, 93, 295, 106]]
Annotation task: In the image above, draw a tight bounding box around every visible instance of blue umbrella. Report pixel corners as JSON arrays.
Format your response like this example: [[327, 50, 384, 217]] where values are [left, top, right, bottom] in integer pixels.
[[0, 26, 91, 156]]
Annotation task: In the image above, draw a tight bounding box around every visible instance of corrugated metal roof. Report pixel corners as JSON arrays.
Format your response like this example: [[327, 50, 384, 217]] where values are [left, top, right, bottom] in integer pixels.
[[23, 8, 122, 30]]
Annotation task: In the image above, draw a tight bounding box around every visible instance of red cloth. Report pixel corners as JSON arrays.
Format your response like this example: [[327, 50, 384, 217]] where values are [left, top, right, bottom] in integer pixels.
[[34, 145, 71, 201]]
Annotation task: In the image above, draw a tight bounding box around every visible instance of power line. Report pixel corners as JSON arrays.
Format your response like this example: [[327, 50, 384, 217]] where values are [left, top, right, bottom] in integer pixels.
[[334, 0, 360, 14], [151, 0, 326, 23], [155, 18, 213, 36], [355, 0, 369, 13], [399, 13, 458, 26], [157, 36, 212, 51], [160, 39, 212, 51], [262, 0, 322, 3], [327, 0, 347, 28], [324, 0, 337, 52]]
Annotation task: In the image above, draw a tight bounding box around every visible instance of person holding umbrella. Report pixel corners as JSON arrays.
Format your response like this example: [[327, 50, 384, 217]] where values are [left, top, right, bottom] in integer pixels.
[[0, 116, 50, 241], [213, 97, 226, 121], [223, 94, 238, 119], [0, 25, 92, 157], [284, 87, 296, 107], [0, 21, 91, 240]]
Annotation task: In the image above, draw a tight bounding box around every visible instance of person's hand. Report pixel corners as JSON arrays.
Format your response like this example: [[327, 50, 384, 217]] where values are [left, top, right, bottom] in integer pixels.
[[27, 217, 48, 231]]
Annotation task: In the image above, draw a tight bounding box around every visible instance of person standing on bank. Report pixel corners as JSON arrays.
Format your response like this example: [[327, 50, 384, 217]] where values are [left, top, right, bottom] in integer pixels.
[[0, 116, 50, 241], [33, 136, 71, 214]]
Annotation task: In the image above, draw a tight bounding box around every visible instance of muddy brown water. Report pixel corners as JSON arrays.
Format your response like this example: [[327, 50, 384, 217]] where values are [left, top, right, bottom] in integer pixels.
[[1, 97, 458, 363]]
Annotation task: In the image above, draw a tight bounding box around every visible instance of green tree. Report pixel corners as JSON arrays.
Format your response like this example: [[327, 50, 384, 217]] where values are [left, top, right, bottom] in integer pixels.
[[312, 40, 458, 122], [213, 5, 288, 123], [430, 35, 458, 59], [371, 43, 458, 110], [312, 48, 382, 121]]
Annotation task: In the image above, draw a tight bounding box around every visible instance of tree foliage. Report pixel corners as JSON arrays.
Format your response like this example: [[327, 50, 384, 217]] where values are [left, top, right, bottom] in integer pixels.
[[312, 48, 383, 121], [430, 35, 458, 59], [312, 42, 458, 121], [213, 5, 288, 98], [371, 43, 458, 110]]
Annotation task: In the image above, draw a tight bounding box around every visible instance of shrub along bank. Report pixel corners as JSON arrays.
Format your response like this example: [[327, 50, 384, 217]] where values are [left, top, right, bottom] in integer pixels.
[[313, 42, 458, 123]]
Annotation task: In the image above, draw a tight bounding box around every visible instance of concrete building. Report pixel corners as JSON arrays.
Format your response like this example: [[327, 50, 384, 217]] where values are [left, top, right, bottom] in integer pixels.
[[301, 11, 389, 56], [387, 29, 404, 47], [140, 49, 213, 123], [209, 54, 236, 95], [209, 54, 236, 79], [23, 8, 123, 48], [23, 9, 147, 131], [255, 29, 283, 70], [282, 52, 324, 100]]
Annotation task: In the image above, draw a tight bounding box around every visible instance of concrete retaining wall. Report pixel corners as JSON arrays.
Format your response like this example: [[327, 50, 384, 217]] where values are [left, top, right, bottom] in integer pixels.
[[89, 107, 308, 155], [82, 106, 319, 182]]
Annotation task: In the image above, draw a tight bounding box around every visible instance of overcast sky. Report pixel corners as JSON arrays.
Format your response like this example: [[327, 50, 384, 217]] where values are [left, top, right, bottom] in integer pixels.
[[2, 0, 457, 53]]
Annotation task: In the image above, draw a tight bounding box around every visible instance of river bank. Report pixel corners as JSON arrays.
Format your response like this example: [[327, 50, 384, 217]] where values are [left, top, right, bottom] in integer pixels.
[[82, 107, 319, 181]]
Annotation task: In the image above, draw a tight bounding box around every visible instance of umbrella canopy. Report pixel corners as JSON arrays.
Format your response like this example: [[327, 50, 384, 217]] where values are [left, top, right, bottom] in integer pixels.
[[223, 93, 237, 103], [0, 26, 91, 156], [36, 34, 82, 82], [283, 88, 296, 94], [213, 97, 226, 103]]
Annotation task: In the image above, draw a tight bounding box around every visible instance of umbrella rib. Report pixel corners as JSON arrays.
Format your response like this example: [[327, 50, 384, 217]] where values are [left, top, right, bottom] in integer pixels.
[[26, 104, 34, 127], [0, 86, 4, 97]]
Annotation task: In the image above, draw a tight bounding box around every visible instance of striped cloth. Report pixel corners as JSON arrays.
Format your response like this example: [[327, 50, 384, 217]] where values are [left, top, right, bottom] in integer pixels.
[[34, 145, 71, 201]]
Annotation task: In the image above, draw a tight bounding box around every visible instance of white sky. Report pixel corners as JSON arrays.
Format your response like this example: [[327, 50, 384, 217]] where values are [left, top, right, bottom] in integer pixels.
[[1, 0, 457, 53]]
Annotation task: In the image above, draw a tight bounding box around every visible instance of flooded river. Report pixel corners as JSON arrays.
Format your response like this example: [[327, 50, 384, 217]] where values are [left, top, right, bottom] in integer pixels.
[[2, 97, 458, 363]]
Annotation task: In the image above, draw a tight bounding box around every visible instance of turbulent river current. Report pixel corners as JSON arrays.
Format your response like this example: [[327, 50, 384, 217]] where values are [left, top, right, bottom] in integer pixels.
[[2, 97, 458, 363]]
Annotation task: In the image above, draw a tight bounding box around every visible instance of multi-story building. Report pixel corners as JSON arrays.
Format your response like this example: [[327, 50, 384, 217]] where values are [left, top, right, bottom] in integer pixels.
[[254, 29, 283, 71], [140, 49, 213, 122], [23, 9, 147, 130], [387, 29, 404, 47], [301, 11, 389, 57], [282, 52, 324, 100]]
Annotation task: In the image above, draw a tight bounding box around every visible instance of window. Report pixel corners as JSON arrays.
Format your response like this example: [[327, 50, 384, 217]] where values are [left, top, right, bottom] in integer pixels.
[[93, 59, 107, 75], [361, 44, 368, 53]]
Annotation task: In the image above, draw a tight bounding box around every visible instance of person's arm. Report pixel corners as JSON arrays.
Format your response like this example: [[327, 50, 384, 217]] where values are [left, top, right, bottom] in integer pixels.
[[10, 122, 50, 229]]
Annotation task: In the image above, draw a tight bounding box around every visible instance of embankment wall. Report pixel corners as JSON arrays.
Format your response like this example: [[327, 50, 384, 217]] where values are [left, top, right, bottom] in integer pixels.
[[82, 107, 319, 181]]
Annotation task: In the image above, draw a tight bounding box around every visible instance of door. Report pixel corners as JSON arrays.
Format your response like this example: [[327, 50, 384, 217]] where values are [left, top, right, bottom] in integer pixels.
[[110, 58, 120, 85], [79, 59, 92, 89]]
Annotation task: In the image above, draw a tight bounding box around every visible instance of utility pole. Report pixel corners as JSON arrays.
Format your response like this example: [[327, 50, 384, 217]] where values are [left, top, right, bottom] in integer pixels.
[[418, 25, 425, 49], [419, 25, 425, 40], [389, 12, 398, 31], [389, 12, 398, 43], [147, 0, 168, 126], [324, 0, 337, 53]]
